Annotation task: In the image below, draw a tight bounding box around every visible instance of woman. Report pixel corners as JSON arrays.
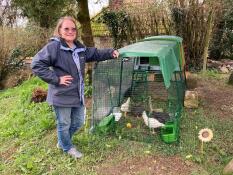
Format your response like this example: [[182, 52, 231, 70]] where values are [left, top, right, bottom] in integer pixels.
[[31, 16, 119, 159]]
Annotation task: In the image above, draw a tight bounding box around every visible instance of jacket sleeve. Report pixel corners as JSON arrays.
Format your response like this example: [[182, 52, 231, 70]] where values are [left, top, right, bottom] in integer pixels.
[[31, 42, 60, 85], [85, 47, 115, 62]]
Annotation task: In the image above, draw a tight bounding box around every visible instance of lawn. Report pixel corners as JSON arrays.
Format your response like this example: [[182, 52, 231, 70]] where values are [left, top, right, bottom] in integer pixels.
[[0, 72, 232, 175]]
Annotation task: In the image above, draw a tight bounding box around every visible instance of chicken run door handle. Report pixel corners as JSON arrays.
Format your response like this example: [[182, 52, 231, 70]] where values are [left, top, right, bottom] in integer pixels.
[[121, 58, 130, 62]]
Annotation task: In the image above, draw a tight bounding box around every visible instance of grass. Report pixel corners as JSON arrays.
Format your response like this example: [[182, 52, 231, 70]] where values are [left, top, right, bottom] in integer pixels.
[[180, 109, 233, 174], [199, 70, 229, 81], [0, 74, 232, 174]]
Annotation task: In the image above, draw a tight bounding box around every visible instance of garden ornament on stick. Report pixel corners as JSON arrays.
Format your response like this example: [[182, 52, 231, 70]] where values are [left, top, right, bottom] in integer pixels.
[[198, 128, 213, 154]]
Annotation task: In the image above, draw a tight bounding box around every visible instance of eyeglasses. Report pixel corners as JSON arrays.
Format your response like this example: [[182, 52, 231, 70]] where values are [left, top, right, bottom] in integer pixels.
[[63, 27, 77, 33]]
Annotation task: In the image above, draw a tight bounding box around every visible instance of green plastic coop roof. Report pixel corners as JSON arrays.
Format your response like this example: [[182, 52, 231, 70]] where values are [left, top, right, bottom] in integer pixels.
[[119, 35, 185, 88]]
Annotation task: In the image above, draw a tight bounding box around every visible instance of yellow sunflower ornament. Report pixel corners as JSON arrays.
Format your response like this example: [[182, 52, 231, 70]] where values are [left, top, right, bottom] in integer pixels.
[[198, 128, 213, 154]]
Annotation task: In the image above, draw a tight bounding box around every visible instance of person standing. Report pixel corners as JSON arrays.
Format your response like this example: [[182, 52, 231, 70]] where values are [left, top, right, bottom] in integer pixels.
[[31, 16, 119, 159]]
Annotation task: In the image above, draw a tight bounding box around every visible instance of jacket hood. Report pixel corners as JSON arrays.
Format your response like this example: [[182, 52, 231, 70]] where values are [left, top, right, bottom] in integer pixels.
[[50, 37, 85, 49]]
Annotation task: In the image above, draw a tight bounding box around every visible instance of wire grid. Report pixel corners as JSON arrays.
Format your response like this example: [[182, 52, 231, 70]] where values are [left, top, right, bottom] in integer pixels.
[[92, 58, 134, 127], [127, 69, 185, 143], [129, 70, 169, 113], [167, 71, 186, 116], [158, 70, 186, 143], [118, 58, 135, 103], [130, 70, 149, 106], [92, 57, 186, 144]]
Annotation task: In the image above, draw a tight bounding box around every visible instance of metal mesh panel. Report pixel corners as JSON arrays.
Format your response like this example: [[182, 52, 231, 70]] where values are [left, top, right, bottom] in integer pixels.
[[160, 70, 186, 143], [119, 58, 135, 103], [92, 58, 134, 127], [93, 62, 185, 119], [92, 57, 186, 143], [160, 70, 185, 143], [130, 70, 148, 102], [167, 71, 186, 116]]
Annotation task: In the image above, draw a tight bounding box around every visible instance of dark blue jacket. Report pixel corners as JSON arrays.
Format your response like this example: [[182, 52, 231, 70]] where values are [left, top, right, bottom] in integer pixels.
[[31, 38, 114, 107]]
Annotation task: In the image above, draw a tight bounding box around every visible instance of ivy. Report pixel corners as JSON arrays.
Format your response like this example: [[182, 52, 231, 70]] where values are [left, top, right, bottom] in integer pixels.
[[101, 10, 132, 48]]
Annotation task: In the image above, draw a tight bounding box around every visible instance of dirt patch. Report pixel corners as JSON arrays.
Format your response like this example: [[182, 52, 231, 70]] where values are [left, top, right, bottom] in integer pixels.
[[85, 97, 92, 109], [95, 155, 200, 175], [0, 69, 32, 89], [94, 73, 233, 175], [196, 76, 233, 119], [0, 145, 18, 161]]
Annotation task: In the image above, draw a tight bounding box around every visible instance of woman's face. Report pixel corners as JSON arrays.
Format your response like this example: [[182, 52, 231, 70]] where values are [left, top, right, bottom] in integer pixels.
[[59, 19, 77, 43]]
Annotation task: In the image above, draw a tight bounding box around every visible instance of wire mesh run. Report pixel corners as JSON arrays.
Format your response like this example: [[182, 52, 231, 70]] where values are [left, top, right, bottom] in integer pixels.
[[92, 57, 186, 143], [92, 58, 134, 127]]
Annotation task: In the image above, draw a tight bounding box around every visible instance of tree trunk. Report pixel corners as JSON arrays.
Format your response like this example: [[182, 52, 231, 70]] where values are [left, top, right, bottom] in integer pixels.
[[202, 10, 214, 72], [77, 0, 95, 84], [229, 72, 233, 85]]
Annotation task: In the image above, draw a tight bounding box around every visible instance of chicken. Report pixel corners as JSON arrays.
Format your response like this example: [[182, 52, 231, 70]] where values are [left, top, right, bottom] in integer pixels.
[[109, 86, 116, 95], [142, 111, 165, 133], [148, 96, 153, 113], [148, 96, 163, 113], [150, 111, 171, 124], [120, 97, 131, 116], [131, 105, 144, 118]]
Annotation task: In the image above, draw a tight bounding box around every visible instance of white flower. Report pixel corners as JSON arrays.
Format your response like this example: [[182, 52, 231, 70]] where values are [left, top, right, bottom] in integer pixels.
[[198, 128, 213, 142]]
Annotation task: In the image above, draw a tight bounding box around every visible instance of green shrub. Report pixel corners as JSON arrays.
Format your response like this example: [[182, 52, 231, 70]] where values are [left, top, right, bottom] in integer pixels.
[[0, 25, 51, 84], [84, 74, 92, 97], [209, 0, 233, 59], [228, 72, 233, 85]]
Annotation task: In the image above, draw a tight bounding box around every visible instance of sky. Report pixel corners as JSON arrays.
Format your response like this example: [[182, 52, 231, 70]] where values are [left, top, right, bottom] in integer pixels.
[[0, 0, 109, 26], [88, 0, 109, 17]]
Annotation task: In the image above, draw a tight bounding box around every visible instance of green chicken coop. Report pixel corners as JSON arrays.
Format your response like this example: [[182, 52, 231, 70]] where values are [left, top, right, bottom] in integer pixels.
[[92, 35, 186, 143]]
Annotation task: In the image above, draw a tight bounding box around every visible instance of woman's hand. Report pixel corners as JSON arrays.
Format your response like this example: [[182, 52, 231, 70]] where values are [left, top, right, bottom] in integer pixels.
[[59, 75, 73, 86], [112, 50, 119, 58]]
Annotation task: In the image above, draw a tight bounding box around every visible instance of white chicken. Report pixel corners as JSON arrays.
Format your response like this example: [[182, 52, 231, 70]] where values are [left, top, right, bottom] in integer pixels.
[[109, 86, 116, 95], [120, 97, 131, 116], [148, 96, 154, 113], [148, 96, 163, 113], [142, 111, 165, 133]]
